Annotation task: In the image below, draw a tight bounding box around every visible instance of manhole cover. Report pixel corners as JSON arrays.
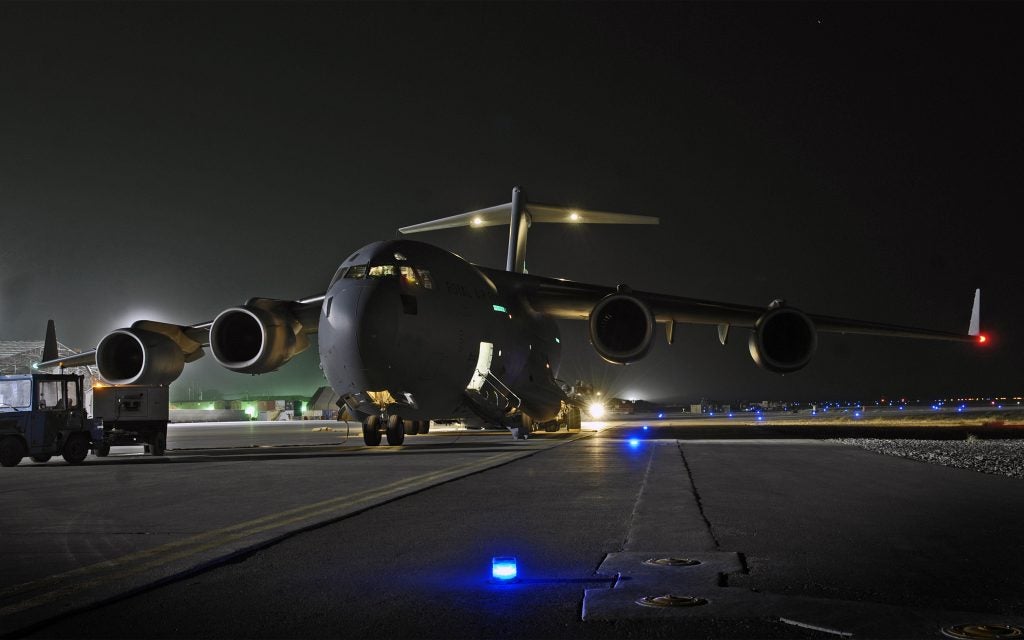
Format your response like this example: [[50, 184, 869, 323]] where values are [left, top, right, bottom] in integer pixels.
[[635, 594, 708, 608], [643, 557, 701, 567], [942, 624, 1023, 639]]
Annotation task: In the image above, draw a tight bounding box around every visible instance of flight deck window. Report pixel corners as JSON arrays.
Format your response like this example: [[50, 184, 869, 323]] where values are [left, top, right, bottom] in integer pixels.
[[344, 265, 367, 279], [368, 265, 396, 278], [399, 266, 419, 287], [417, 268, 434, 290]]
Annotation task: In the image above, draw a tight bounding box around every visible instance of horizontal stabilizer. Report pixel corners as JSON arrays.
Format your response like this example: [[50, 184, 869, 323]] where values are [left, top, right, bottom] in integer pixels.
[[399, 202, 658, 234]]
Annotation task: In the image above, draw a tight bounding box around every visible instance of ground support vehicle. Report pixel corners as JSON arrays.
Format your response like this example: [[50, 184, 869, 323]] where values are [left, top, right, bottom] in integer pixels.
[[0, 373, 102, 467], [91, 385, 169, 456]]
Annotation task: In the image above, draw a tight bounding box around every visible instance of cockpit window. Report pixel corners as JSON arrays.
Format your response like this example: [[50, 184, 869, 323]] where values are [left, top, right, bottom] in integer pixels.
[[399, 266, 418, 287], [417, 268, 434, 289], [336, 263, 433, 290], [345, 265, 368, 279]]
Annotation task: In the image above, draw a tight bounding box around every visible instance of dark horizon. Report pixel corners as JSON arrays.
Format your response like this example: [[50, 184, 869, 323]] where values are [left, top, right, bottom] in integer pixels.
[[1, 2, 1021, 401]]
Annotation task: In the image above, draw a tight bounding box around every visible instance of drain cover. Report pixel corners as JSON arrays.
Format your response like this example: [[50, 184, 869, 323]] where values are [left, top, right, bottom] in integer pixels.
[[643, 557, 701, 567], [635, 594, 708, 608], [942, 624, 1023, 639]]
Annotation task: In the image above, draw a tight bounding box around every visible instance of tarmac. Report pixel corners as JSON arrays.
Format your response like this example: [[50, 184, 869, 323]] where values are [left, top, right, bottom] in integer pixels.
[[2, 418, 1024, 639]]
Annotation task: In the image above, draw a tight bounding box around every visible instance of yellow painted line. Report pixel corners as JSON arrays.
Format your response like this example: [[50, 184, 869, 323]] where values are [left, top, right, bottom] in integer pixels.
[[0, 450, 525, 617]]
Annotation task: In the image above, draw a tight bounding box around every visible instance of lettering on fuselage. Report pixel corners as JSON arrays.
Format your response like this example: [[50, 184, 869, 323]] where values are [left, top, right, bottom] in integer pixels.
[[444, 281, 489, 299]]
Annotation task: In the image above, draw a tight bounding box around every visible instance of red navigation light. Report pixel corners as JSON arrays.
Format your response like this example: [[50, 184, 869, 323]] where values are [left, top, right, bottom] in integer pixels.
[[977, 334, 988, 345]]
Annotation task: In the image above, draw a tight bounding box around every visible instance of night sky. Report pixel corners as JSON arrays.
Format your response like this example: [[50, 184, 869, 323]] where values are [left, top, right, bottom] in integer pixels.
[[1, 2, 1020, 403]]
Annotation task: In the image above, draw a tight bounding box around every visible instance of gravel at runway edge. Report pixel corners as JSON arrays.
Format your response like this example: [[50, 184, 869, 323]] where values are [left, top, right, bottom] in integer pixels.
[[836, 438, 1024, 479]]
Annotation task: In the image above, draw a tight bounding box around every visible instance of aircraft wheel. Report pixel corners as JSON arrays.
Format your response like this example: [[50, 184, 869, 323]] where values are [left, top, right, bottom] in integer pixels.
[[31, 455, 52, 463], [419, 420, 430, 434], [362, 416, 382, 446], [386, 415, 405, 446], [62, 433, 90, 464], [0, 436, 25, 467], [93, 442, 111, 457], [405, 419, 419, 435]]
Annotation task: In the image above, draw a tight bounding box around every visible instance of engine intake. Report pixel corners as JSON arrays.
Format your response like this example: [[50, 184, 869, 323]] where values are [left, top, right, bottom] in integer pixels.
[[209, 305, 306, 374], [96, 328, 185, 385], [748, 305, 817, 373], [588, 292, 655, 364]]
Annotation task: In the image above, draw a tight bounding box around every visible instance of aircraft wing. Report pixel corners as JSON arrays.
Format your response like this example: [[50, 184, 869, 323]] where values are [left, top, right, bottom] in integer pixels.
[[483, 267, 982, 344], [36, 296, 324, 372]]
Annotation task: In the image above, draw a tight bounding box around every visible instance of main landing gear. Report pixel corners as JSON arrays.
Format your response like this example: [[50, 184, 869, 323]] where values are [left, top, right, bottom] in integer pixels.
[[361, 415, 430, 446]]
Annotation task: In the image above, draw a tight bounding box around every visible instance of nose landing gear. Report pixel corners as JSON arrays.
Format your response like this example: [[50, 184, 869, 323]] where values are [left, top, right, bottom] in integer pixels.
[[361, 414, 411, 446]]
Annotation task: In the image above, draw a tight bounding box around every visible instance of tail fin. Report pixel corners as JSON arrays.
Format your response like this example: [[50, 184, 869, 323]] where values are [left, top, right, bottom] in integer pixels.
[[968, 288, 981, 336], [398, 186, 658, 273], [42, 319, 59, 363]]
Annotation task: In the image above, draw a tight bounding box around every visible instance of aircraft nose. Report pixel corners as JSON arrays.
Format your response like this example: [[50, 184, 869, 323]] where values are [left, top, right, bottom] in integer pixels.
[[355, 282, 400, 385]]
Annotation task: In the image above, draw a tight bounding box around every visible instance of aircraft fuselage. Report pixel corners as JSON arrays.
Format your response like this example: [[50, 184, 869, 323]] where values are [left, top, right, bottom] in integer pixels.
[[318, 240, 565, 425]]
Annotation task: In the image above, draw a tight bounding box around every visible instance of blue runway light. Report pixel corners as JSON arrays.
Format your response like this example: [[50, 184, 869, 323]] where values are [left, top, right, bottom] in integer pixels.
[[491, 557, 517, 582], [629, 438, 640, 448]]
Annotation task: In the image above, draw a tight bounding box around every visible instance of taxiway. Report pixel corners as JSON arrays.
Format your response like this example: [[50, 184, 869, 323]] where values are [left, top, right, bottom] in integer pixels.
[[2, 419, 1024, 639]]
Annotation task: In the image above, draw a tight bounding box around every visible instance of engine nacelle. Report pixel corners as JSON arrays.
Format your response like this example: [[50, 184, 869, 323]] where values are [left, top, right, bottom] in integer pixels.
[[588, 292, 655, 364], [96, 328, 185, 386], [209, 305, 306, 374], [748, 304, 818, 373]]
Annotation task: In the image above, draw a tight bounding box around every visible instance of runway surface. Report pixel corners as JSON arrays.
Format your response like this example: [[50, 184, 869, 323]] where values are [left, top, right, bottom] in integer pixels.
[[2, 419, 1024, 638]]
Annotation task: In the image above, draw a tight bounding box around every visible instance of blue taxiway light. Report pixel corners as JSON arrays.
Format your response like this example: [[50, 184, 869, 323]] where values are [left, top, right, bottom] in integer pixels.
[[491, 557, 517, 582], [854, 412, 862, 418], [629, 438, 640, 448], [658, 412, 665, 418], [642, 425, 649, 431]]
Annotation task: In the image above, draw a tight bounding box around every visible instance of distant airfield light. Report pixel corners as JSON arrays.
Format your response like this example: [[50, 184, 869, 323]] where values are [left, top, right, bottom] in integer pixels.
[[569, 211, 580, 221], [31, 362, 39, 369], [491, 556, 518, 582], [978, 334, 988, 344], [588, 402, 607, 419], [658, 412, 665, 419], [472, 216, 483, 226], [854, 411, 862, 418], [629, 438, 640, 448], [642, 425, 649, 431], [728, 413, 734, 418]]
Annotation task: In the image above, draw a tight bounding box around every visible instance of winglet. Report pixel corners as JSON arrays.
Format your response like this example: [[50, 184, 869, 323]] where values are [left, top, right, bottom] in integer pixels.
[[42, 319, 59, 363], [968, 288, 981, 336]]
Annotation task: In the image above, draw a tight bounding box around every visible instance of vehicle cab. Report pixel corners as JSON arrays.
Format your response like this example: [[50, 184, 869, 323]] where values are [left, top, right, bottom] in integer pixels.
[[0, 373, 101, 466]]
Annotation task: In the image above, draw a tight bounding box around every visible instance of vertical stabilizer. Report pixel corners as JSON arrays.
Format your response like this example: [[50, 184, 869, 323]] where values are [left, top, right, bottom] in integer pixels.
[[968, 288, 981, 336], [42, 319, 59, 363]]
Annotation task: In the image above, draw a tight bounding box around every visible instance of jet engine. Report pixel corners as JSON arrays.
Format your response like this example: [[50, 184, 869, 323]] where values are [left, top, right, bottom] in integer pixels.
[[588, 292, 655, 364], [96, 328, 185, 385], [209, 303, 308, 374], [748, 303, 818, 374]]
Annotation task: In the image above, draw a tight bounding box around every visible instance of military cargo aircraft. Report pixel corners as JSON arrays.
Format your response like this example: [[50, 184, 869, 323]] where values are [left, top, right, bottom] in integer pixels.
[[40, 187, 984, 444]]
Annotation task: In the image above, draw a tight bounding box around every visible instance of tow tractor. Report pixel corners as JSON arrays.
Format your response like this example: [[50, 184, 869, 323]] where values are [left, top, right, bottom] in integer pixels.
[[0, 373, 102, 467]]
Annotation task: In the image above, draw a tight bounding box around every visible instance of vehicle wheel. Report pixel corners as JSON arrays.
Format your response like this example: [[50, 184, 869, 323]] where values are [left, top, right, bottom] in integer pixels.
[[150, 434, 166, 456], [419, 420, 430, 434], [405, 419, 419, 435], [62, 434, 89, 464], [30, 455, 52, 463], [568, 406, 582, 431], [0, 437, 26, 467], [93, 442, 111, 457], [362, 416, 382, 446], [386, 414, 405, 446], [0, 436, 25, 467]]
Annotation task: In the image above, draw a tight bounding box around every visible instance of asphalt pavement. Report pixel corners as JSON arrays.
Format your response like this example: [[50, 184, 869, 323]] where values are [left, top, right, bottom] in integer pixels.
[[3, 421, 1024, 639]]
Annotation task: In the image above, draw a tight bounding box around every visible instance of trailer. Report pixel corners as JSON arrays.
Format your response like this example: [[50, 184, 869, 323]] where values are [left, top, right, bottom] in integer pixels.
[[91, 385, 169, 456]]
